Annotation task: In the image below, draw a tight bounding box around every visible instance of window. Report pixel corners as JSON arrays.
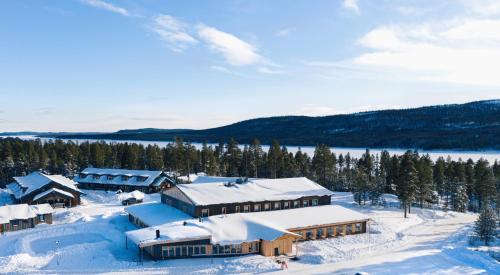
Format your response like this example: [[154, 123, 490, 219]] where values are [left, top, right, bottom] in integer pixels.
[[316, 228, 323, 238], [182, 246, 188, 256], [121, 175, 130, 181], [306, 230, 313, 239], [328, 227, 334, 236], [200, 246, 206, 255], [231, 245, 236, 254], [93, 174, 101, 180], [38, 214, 45, 222], [201, 209, 209, 217], [355, 223, 363, 233], [162, 246, 169, 258], [293, 201, 300, 208], [194, 246, 200, 255], [254, 204, 261, 211], [79, 173, 87, 179], [243, 205, 250, 212], [274, 202, 281, 210], [175, 246, 181, 256], [284, 202, 290, 209], [303, 200, 309, 207], [169, 247, 175, 257], [264, 203, 270, 210], [106, 175, 114, 180], [235, 206, 240, 213], [221, 207, 226, 214], [137, 176, 148, 182], [224, 245, 231, 254], [312, 199, 319, 206]]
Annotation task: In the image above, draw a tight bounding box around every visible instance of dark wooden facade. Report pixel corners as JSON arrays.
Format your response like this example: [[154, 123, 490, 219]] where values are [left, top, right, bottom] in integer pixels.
[[15, 182, 82, 208], [76, 177, 172, 194], [0, 213, 53, 234], [162, 188, 331, 218]]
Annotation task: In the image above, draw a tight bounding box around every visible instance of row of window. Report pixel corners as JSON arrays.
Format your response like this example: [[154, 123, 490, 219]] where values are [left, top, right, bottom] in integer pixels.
[[161, 245, 207, 258], [80, 174, 149, 182], [296, 223, 364, 240], [160, 242, 260, 258], [201, 199, 320, 217]]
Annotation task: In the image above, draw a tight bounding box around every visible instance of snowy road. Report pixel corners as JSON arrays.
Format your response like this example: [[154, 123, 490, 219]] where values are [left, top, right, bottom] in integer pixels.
[[273, 211, 487, 275]]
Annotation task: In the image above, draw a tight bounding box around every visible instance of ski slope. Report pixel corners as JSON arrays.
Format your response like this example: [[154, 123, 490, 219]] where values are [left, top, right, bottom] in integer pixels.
[[0, 191, 497, 274]]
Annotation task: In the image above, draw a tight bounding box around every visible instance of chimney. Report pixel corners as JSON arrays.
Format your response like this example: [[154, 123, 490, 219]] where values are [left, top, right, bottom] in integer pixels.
[[156, 229, 160, 239]]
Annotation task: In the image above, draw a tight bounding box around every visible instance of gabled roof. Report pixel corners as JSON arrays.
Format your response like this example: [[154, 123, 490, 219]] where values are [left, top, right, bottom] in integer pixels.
[[0, 203, 54, 224], [7, 172, 81, 200], [74, 168, 169, 187], [33, 188, 75, 202], [175, 177, 333, 206], [126, 213, 298, 247]]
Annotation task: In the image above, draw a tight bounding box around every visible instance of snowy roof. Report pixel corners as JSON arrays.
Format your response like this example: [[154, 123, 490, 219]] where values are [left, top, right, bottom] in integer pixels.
[[74, 168, 168, 187], [7, 172, 81, 199], [243, 205, 370, 230], [126, 204, 368, 247], [125, 202, 191, 227], [126, 214, 297, 247], [30, 204, 54, 215], [178, 174, 257, 184], [120, 190, 145, 201], [0, 203, 53, 224], [33, 188, 75, 202], [175, 177, 333, 206]]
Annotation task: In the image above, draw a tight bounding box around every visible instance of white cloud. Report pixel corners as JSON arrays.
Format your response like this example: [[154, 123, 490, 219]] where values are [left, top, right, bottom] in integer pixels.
[[442, 19, 500, 41], [81, 0, 130, 16], [343, 0, 359, 14], [197, 24, 264, 66], [257, 66, 285, 75], [276, 28, 293, 38], [351, 21, 500, 86], [152, 15, 198, 52], [462, 0, 500, 16]]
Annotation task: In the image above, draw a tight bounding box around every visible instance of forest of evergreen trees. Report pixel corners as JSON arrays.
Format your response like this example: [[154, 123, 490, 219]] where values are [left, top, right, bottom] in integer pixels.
[[0, 137, 498, 214]]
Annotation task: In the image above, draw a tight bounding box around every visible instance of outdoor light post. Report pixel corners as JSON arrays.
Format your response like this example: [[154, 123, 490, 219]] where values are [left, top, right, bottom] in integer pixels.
[[55, 240, 60, 266]]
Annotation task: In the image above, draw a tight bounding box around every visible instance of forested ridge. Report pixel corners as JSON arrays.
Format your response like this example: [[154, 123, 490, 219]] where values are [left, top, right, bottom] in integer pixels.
[[0, 137, 498, 214], [50, 100, 500, 150]]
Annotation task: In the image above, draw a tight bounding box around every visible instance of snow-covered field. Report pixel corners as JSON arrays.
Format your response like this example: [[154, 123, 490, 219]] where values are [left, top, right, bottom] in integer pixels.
[[0, 191, 497, 274]]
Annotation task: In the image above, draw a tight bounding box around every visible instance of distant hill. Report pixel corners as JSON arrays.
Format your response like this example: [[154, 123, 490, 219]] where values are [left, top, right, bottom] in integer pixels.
[[43, 100, 500, 150]]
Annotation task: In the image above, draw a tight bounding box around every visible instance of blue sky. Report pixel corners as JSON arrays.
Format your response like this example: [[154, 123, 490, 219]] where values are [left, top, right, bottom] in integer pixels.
[[1, 0, 500, 132]]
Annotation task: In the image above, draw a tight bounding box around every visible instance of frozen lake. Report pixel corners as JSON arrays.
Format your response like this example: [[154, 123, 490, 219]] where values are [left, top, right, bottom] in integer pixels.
[[2, 135, 499, 163]]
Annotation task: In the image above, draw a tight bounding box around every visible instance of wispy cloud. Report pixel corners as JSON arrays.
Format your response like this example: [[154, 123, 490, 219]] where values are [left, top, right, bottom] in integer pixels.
[[152, 15, 198, 52], [210, 65, 249, 77], [343, 0, 360, 14], [81, 0, 130, 16], [257, 66, 285, 75], [197, 24, 264, 66], [350, 20, 500, 86], [276, 28, 294, 38]]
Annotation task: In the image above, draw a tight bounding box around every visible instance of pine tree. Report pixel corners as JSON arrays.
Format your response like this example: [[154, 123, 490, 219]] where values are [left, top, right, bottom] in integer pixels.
[[474, 205, 498, 245], [312, 144, 335, 188], [267, 140, 282, 179], [416, 154, 434, 208], [397, 152, 418, 218]]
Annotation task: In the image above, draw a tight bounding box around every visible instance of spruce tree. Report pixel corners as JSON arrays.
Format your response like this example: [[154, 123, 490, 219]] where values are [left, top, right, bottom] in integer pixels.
[[474, 205, 498, 246]]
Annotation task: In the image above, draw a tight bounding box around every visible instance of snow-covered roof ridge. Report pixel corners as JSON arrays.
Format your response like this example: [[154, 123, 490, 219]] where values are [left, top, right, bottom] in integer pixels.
[[74, 168, 169, 187], [8, 172, 81, 199], [33, 188, 75, 202], [125, 204, 368, 247], [175, 177, 333, 206], [0, 203, 53, 224]]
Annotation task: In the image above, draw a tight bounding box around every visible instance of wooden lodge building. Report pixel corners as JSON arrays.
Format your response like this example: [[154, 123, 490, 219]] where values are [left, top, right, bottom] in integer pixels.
[[7, 172, 83, 208], [125, 177, 370, 260], [0, 204, 54, 233], [74, 168, 174, 194], [161, 177, 333, 218], [126, 204, 369, 260]]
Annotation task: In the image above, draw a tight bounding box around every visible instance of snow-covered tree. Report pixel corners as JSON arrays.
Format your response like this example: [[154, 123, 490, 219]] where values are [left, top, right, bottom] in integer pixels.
[[474, 205, 498, 245]]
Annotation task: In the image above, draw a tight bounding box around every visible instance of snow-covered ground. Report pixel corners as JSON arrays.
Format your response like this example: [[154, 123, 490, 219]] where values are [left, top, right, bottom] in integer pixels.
[[0, 191, 497, 274]]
